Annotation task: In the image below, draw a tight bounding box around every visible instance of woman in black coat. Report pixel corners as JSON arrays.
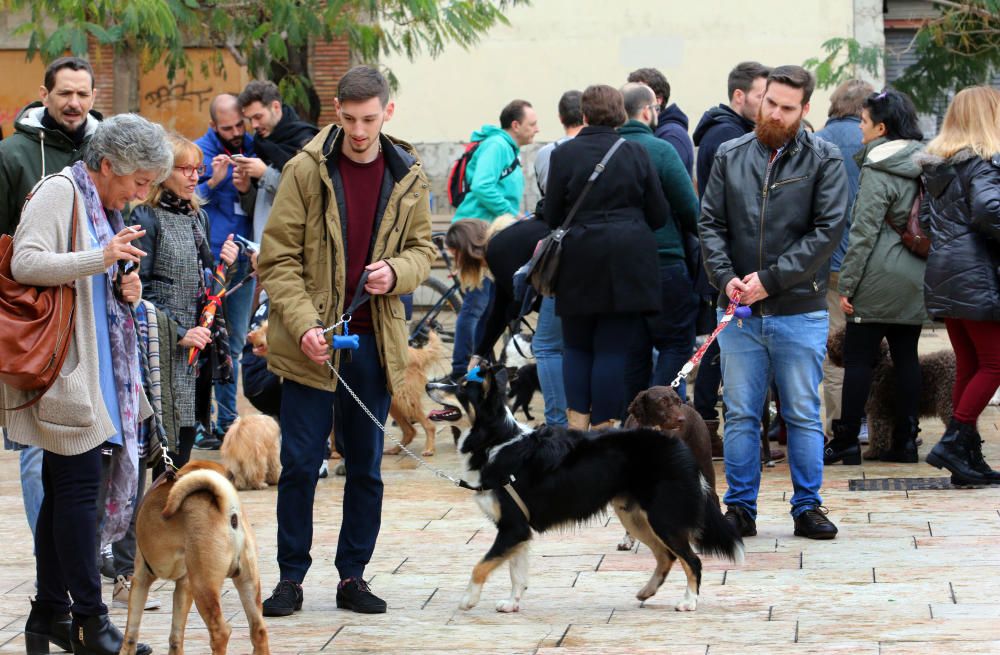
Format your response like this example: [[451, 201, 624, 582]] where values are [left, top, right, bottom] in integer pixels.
[[917, 86, 1000, 486], [544, 84, 669, 430]]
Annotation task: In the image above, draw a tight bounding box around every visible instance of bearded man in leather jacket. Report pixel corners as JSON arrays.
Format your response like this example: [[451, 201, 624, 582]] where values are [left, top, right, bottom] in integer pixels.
[[698, 65, 848, 541]]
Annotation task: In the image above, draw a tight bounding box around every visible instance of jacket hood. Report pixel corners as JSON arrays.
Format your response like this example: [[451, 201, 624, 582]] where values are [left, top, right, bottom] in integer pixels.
[[858, 138, 923, 179], [693, 104, 753, 145], [658, 104, 689, 130], [915, 147, 1000, 198], [303, 124, 420, 178], [14, 101, 102, 142], [470, 124, 516, 148]]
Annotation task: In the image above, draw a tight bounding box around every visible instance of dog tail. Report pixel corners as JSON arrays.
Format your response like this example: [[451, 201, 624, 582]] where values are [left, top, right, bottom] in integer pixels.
[[694, 476, 744, 565], [162, 469, 246, 559]]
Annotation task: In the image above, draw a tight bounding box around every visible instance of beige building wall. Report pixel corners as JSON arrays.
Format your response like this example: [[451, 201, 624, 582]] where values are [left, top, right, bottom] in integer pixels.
[[382, 0, 856, 143]]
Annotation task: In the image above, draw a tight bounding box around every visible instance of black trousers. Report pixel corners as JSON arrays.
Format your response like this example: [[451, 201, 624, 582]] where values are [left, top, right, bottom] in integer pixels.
[[840, 321, 921, 427], [36, 446, 106, 617]]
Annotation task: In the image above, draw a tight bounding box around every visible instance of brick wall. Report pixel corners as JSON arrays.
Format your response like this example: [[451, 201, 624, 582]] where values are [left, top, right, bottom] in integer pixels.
[[311, 37, 351, 127], [87, 39, 115, 118]]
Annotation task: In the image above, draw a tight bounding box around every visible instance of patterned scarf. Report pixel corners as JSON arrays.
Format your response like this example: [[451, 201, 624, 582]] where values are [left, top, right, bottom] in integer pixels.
[[158, 187, 196, 216], [70, 161, 140, 544]]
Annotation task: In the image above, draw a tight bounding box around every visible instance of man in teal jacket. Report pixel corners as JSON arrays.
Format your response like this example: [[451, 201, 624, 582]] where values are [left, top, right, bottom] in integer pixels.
[[453, 99, 537, 222], [618, 83, 701, 402]]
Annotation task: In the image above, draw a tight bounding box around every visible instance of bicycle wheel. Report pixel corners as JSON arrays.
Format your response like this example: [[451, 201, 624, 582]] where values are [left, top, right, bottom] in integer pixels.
[[410, 276, 461, 346]]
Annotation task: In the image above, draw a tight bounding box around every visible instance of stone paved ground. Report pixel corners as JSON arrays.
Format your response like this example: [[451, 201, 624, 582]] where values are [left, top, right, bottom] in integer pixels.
[[1, 327, 999, 654]]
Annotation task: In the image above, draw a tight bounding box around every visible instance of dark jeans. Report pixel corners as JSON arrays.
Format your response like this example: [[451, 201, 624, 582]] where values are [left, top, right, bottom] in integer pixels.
[[840, 321, 921, 428], [276, 334, 389, 583], [36, 446, 106, 617], [451, 279, 494, 378], [694, 339, 723, 421], [625, 262, 698, 404], [562, 312, 646, 425]]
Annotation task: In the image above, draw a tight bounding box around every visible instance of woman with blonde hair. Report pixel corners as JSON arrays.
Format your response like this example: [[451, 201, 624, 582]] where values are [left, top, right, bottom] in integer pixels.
[[132, 134, 237, 466], [918, 86, 1000, 485]]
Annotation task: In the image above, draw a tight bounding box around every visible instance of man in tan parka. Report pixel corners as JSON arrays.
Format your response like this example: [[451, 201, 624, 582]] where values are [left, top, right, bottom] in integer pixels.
[[257, 66, 435, 616]]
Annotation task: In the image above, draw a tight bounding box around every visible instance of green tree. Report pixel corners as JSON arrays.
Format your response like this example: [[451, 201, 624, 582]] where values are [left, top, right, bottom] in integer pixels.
[[805, 0, 1000, 112], [1, 0, 528, 119]]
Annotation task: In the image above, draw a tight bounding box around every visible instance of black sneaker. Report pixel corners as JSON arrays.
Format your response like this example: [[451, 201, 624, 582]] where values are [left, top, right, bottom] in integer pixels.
[[724, 505, 757, 537], [336, 578, 387, 614], [262, 580, 303, 617], [793, 506, 838, 540]]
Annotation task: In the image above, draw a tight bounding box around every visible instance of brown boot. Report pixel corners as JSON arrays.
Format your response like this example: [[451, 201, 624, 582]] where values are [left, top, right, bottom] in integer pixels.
[[706, 420, 724, 460], [567, 409, 590, 431]]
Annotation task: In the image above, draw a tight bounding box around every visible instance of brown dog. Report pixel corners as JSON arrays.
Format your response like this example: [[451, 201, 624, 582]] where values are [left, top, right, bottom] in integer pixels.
[[221, 414, 281, 490], [246, 320, 268, 355], [386, 330, 446, 456], [121, 461, 269, 655], [620, 386, 719, 550]]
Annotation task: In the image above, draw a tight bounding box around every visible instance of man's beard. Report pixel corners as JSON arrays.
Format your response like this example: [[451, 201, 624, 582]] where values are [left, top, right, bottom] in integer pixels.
[[216, 131, 244, 152], [755, 112, 800, 150]]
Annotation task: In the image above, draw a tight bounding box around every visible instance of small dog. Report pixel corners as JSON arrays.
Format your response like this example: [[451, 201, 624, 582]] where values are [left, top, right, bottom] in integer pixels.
[[121, 460, 269, 655], [221, 415, 281, 490], [507, 363, 540, 421], [827, 327, 955, 459], [246, 319, 269, 355], [386, 330, 446, 457], [452, 365, 743, 613]]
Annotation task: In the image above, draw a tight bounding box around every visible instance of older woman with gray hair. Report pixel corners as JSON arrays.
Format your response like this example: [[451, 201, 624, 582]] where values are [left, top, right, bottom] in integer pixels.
[[6, 113, 168, 655]]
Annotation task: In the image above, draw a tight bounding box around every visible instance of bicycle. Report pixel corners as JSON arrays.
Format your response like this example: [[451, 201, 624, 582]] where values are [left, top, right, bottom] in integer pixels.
[[408, 232, 463, 347]]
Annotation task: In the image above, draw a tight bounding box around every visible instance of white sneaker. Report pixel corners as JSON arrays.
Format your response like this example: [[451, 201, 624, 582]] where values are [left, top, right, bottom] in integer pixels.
[[113, 575, 161, 610], [318, 460, 329, 478], [858, 418, 870, 445]]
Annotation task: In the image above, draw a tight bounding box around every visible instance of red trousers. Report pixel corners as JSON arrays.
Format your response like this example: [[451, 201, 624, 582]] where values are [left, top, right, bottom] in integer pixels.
[[945, 318, 1000, 424]]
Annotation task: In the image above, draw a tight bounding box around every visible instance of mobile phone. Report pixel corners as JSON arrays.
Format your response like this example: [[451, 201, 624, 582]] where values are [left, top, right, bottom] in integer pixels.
[[231, 154, 248, 162], [235, 234, 260, 253]]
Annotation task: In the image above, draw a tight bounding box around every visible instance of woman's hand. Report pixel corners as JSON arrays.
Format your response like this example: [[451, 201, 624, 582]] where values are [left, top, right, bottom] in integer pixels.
[[207, 154, 230, 189], [220, 233, 239, 266], [119, 271, 142, 303], [839, 295, 854, 315], [178, 326, 212, 350], [103, 226, 146, 268]]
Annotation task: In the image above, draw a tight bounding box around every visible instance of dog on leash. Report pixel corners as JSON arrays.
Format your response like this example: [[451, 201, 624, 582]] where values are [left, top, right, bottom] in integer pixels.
[[121, 461, 269, 655], [221, 415, 282, 490], [507, 362, 540, 421], [386, 330, 446, 457], [827, 327, 955, 459], [246, 319, 268, 355], [452, 365, 743, 613]]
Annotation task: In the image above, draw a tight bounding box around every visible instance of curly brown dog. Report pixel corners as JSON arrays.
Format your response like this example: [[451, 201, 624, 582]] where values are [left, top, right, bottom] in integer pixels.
[[221, 415, 281, 490], [618, 386, 719, 550], [827, 327, 955, 459], [386, 330, 446, 457]]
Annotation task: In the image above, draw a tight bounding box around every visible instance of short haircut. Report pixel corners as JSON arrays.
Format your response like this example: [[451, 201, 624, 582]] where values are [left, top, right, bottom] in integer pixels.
[[766, 65, 816, 105], [209, 94, 240, 124], [727, 61, 771, 100], [337, 65, 390, 106], [627, 67, 670, 105], [863, 89, 924, 141], [44, 57, 95, 92], [500, 100, 533, 130], [581, 84, 627, 128], [83, 113, 173, 183], [621, 83, 656, 120], [827, 79, 875, 119], [237, 81, 282, 110], [558, 90, 583, 128]]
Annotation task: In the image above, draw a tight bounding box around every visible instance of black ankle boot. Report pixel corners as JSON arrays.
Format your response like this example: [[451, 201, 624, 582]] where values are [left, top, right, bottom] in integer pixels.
[[25, 599, 72, 654], [70, 614, 151, 655], [880, 417, 919, 463], [965, 427, 1000, 484], [824, 419, 861, 465], [926, 418, 989, 485]]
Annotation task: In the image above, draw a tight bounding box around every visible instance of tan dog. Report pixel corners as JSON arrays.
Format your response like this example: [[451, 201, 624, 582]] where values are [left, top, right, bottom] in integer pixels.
[[121, 461, 269, 655], [221, 415, 281, 490], [386, 330, 446, 456], [246, 320, 268, 355]]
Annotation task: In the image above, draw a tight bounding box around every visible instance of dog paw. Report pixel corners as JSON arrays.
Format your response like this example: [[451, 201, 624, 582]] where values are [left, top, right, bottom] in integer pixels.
[[384, 446, 402, 455], [675, 591, 698, 612], [422, 449, 435, 457], [458, 594, 479, 611], [495, 599, 520, 613], [636, 586, 657, 601], [617, 534, 635, 551]]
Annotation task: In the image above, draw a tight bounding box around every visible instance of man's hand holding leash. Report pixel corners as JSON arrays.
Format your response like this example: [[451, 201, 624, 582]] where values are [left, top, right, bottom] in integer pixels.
[[363, 260, 396, 295], [300, 327, 331, 365], [726, 272, 769, 306]]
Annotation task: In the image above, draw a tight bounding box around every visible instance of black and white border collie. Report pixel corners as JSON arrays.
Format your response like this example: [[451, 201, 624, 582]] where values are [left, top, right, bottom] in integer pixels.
[[452, 365, 744, 613]]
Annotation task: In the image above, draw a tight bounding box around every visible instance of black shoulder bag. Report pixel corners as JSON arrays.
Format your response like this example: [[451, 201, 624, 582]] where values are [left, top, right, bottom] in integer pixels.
[[527, 138, 625, 297]]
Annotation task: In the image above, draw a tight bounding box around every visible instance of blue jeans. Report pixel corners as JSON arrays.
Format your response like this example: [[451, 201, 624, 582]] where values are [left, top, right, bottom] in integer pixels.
[[450, 278, 494, 378], [215, 256, 256, 431], [276, 334, 389, 582], [717, 310, 829, 519], [533, 297, 567, 426], [21, 445, 43, 540]]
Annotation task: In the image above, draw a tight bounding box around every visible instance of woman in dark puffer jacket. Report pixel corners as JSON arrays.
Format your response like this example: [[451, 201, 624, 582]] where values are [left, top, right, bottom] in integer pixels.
[[917, 86, 1000, 486]]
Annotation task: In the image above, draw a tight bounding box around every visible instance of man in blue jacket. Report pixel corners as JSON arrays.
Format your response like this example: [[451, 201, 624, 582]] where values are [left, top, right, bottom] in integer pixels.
[[627, 67, 694, 176], [194, 94, 255, 448]]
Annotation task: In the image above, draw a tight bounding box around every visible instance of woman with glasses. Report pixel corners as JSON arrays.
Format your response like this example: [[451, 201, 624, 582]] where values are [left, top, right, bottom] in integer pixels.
[[824, 89, 926, 465], [132, 134, 237, 466]]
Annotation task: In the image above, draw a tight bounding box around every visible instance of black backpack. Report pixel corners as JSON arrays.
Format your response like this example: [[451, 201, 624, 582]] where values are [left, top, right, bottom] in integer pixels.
[[447, 140, 520, 208]]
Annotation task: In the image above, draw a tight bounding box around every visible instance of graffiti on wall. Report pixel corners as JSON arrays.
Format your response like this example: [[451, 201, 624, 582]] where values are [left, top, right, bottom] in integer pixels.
[[143, 80, 214, 112]]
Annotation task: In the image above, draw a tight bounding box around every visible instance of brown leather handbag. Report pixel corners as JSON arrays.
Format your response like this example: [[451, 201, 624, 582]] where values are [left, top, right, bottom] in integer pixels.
[[885, 182, 930, 258], [0, 175, 79, 410]]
